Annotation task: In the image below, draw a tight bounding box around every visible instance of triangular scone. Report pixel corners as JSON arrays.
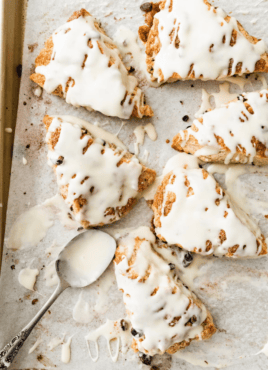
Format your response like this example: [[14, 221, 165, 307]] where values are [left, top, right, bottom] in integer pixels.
[[152, 167, 267, 257], [114, 227, 216, 356], [31, 10, 153, 119], [139, 0, 268, 83], [44, 115, 156, 228], [172, 90, 268, 165]]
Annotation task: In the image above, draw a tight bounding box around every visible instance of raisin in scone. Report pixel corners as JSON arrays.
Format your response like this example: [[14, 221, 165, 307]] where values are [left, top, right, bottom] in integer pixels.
[[139, 0, 268, 84], [172, 90, 268, 165], [31, 9, 153, 119], [152, 167, 267, 257], [44, 115, 156, 228], [114, 226, 216, 356]]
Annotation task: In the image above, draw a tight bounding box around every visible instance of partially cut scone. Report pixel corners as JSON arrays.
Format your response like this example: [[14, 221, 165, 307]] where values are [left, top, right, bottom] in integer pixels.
[[31, 9, 153, 119], [172, 90, 268, 165], [44, 115, 156, 227], [114, 226, 216, 356], [152, 167, 267, 257], [139, 0, 268, 83]]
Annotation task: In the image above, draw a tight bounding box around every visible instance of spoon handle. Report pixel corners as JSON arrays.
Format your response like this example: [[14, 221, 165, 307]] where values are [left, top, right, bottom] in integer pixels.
[[0, 281, 69, 369]]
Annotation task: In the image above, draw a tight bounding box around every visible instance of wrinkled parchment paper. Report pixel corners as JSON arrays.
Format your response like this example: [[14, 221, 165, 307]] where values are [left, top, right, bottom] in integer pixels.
[[1, 0, 268, 369]]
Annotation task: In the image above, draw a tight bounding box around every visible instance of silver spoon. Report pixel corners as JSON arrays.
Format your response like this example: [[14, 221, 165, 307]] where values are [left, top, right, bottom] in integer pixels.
[[0, 229, 116, 369]]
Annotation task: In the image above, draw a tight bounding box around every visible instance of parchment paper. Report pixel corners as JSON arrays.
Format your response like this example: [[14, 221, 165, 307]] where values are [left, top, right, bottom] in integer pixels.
[[1, 0, 268, 369]]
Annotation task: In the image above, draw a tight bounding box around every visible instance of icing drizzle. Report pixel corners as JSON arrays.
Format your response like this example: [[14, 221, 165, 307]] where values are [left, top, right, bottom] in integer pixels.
[[46, 116, 143, 226], [153, 166, 266, 257], [36, 11, 147, 118], [178, 90, 268, 164], [151, 0, 267, 82], [114, 226, 209, 355]]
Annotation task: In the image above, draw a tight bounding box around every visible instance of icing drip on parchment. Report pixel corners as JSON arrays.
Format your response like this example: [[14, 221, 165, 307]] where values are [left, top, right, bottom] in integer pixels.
[[18, 267, 39, 291], [85, 319, 132, 362], [133, 123, 157, 156], [61, 336, 72, 364]]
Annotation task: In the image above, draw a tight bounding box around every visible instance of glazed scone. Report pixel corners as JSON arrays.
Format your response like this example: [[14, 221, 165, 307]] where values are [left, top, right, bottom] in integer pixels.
[[139, 0, 268, 84], [152, 167, 267, 257], [172, 90, 268, 165], [44, 115, 156, 228], [31, 9, 153, 119], [114, 227, 216, 356]]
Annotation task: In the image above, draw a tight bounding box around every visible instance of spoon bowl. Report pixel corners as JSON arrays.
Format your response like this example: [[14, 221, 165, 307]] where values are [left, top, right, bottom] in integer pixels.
[[0, 229, 116, 369], [57, 229, 116, 288]]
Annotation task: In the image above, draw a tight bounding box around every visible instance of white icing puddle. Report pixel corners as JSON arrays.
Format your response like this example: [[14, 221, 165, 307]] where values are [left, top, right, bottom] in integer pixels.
[[8, 206, 53, 250], [73, 292, 94, 324], [114, 26, 154, 84], [85, 319, 132, 363], [18, 267, 39, 291]]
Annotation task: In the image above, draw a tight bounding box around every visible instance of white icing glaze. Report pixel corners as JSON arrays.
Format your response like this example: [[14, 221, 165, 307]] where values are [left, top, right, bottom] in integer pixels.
[[152, 0, 267, 82], [28, 337, 43, 354], [61, 336, 72, 364], [43, 194, 81, 230], [5, 128, 12, 133], [142, 152, 200, 201], [8, 206, 53, 250], [47, 117, 143, 226], [163, 152, 200, 174], [180, 90, 268, 163], [36, 13, 145, 118], [85, 318, 132, 362], [22, 157, 27, 165], [114, 226, 208, 355], [73, 292, 94, 324], [154, 166, 264, 257], [114, 26, 151, 82], [18, 267, 39, 291]]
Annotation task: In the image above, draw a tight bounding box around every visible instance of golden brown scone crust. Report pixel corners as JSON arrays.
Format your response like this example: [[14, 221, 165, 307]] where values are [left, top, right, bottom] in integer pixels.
[[172, 92, 268, 166], [152, 169, 268, 257], [114, 235, 216, 354], [31, 9, 153, 118], [44, 115, 156, 228], [139, 1, 268, 83]]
